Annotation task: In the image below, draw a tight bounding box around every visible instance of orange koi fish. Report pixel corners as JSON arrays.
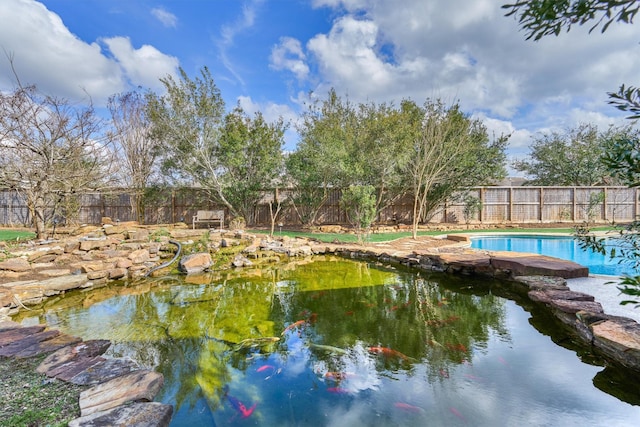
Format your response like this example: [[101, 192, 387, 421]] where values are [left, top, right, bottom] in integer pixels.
[[281, 319, 307, 335], [256, 365, 274, 373], [394, 402, 423, 413], [368, 346, 412, 361]]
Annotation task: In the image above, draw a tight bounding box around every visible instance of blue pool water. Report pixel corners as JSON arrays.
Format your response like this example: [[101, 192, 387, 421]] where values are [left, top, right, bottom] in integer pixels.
[[470, 235, 638, 276]]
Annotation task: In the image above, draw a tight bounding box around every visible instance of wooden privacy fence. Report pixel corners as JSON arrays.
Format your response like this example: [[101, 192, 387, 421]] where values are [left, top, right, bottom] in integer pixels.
[[0, 186, 638, 227]]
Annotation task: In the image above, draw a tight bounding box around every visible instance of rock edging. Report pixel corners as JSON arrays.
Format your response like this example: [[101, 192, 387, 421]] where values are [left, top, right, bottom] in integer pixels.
[[0, 320, 172, 426], [308, 243, 640, 372], [2, 229, 640, 414]]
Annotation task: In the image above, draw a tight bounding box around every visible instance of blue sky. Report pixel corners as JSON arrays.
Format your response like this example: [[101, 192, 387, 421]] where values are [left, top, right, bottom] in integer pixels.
[[1, 0, 639, 173]]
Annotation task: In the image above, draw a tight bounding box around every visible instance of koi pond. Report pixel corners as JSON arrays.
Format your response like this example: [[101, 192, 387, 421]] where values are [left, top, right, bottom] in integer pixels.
[[14, 256, 640, 426]]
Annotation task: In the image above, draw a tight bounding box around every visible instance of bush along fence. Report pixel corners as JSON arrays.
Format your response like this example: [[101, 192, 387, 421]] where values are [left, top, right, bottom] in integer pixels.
[[0, 186, 638, 228]]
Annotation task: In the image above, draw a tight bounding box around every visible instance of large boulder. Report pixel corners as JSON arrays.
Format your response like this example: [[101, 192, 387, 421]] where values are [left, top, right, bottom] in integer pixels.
[[178, 253, 213, 274]]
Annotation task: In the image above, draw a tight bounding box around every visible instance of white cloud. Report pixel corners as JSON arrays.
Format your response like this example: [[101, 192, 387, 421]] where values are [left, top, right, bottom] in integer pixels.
[[281, 0, 640, 173], [0, 0, 124, 102], [102, 37, 179, 90], [270, 37, 309, 81], [307, 16, 408, 97], [0, 0, 179, 105], [151, 7, 177, 28]]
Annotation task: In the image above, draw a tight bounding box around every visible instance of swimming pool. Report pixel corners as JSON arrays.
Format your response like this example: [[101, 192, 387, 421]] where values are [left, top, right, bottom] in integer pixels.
[[470, 234, 638, 276]]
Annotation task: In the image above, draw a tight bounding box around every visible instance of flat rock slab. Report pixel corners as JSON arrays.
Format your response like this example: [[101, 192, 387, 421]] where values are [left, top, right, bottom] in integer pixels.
[[68, 357, 141, 385], [37, 339, 111, 375], [513, 275, 569, 291], [53, 356, 106, 382], [39, 274, 89, 293], [549, 299, 604, 314], [79, 370, 164, 416], [0, 329, 59, 357], [38, 268, 73, 278], [0, 258, 32, 272], [0, 320, 21, 331], [592, 320, 640, 369], [528, 290, 595, 304], [490, 252, 589, 278], [69, 401, 173, 427], [15, 333, 82, 358], [0, 324, 45, 346], [435, 253, 492, 270]]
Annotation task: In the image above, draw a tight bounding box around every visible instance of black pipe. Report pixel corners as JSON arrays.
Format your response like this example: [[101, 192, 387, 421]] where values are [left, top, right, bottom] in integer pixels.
[[145, 239, 182, 277]]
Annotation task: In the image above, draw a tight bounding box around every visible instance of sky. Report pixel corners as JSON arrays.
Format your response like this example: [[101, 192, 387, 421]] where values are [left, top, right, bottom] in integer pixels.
[[1, 0, 639, 175]]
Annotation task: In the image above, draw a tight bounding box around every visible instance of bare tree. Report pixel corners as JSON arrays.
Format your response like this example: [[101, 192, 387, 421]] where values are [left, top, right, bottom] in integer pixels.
[[404, 99, 506, 239], [108, 90, 159, 223], [0, 74, 114, 238]]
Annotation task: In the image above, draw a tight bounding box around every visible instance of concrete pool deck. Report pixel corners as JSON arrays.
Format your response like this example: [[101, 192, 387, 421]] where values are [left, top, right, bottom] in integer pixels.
[[568, 275, 640, 323], [448, 231, 640, 323]]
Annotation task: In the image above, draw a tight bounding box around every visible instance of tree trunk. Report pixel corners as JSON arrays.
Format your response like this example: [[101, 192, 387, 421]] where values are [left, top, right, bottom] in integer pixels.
[[32, 207, 46, 239], [411, 193, 419, 239]]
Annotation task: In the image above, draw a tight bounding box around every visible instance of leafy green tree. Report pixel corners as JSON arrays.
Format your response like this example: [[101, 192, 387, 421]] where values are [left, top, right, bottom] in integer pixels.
[[503, 0, 639, 40], [462, 193, 483, 229], [219, 105, 287, 225], [340, 185, 377, 244], [286, 89, 353, 225], [287, 90, 412, 226], [512, 124, 632, 186], [503, 0, 640, 117], [403, 99, 507, 238], [351, 101, 413, 218], [146, 67, 232, 211]]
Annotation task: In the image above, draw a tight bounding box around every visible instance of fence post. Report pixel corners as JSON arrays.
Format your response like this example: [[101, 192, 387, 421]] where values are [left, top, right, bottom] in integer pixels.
[[539, 187, 544, 222], [479, 187, 484, 223], [171, 190, 176, 224], [603, 187, 608, 222], [508, 187, 513, 222], [572, 187, 576, 221]]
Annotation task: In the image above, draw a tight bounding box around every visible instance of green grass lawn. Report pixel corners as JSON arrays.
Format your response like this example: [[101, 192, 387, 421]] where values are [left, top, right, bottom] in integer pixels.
[[0, 229, 35, 242], [252, 227, 612, 243], [253, 226, 614, 244]]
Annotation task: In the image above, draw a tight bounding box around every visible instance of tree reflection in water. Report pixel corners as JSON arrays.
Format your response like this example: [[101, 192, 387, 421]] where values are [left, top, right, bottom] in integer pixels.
[[14, 256, 640, 426]]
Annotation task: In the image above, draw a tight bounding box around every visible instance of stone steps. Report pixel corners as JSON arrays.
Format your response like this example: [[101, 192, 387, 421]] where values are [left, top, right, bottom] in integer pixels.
[[0, 323, 172, 426]]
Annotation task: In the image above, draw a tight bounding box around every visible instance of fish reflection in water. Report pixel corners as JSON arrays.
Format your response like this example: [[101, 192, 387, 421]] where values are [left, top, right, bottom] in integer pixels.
[[368, 346, 415, 362], [223, 385, 256, 420]]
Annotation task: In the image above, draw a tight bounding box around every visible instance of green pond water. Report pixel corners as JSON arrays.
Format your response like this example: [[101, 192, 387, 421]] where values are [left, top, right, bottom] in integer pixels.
[[14, 256, 640, 426]]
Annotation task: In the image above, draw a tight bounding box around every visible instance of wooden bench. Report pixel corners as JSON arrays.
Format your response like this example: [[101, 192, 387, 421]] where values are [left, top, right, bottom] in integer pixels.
[[192, 210, 224, 230]]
